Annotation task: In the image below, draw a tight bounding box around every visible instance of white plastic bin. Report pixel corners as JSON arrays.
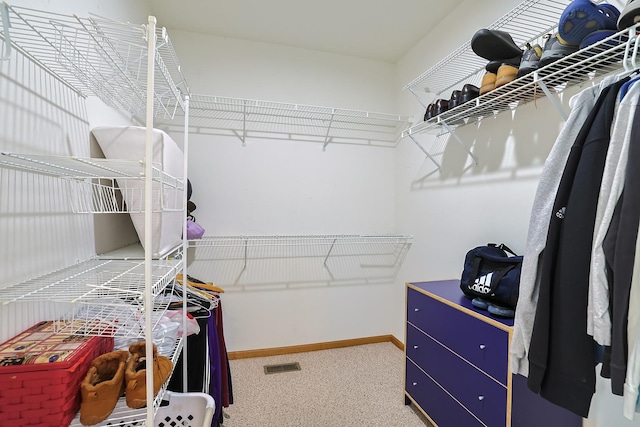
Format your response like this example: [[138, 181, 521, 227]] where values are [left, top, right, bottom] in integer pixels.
[[155, 391, 215, 427]]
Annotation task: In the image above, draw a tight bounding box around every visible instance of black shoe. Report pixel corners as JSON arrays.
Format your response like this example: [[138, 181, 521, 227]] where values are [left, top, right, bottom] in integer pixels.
[[434, 99, 449, 116], [486, 53, 523, 74], [472, 29, 523, 61], [460, 84, 480, 104], [424, 103, 434, 121], [449, 90, 462, 109]]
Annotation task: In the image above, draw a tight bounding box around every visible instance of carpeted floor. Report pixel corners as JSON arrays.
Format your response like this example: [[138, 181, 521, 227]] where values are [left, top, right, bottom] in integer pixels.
[[221, 342, 432, 427]]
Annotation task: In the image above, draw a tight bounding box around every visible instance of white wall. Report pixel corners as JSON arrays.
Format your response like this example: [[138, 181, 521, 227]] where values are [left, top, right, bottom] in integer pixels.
[[166, 30, 400, 351], [392, 0, 637, 425]]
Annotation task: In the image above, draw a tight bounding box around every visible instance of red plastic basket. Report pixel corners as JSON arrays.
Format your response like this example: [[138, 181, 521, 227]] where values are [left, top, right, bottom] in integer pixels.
[[0, 321, 113, 427]]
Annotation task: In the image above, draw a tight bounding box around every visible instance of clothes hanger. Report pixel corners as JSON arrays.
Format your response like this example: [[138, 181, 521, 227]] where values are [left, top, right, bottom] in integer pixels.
[[166, 282, 216, 315], [175, 273, 225, 293]]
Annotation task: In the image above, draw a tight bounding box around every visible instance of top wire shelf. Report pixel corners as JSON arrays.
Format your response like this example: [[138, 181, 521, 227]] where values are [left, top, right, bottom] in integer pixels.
[[401, 26, 633, 139], [402, 0, 579, 96], [165, 95, 413, 147], [0, 2, 189, 120]]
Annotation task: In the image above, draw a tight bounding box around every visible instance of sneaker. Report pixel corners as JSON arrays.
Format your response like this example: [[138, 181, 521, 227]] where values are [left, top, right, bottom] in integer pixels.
[[558, 0, 620, 46], [487, 303, 515, 318], [618, 0, 640, 30], [538, 34, 580, 68], [517, 43, 543, 78], [472, 298, 489, 310], [80, 351, 130, 426], [125, 342, 173, 409]]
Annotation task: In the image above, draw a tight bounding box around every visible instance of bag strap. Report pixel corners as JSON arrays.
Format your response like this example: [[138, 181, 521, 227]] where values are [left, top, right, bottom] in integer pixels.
[[490, 263, 519, 287], [468, 255, 484, 286], [496, 243, 518, 257]]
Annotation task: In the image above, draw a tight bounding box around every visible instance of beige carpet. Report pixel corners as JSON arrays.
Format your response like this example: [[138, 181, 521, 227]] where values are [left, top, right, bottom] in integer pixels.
[[221, 342, 432, 427]]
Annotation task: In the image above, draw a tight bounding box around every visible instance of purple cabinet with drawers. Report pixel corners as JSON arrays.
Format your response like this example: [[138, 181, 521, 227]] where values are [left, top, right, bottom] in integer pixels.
[[404, 280, 582, 427]]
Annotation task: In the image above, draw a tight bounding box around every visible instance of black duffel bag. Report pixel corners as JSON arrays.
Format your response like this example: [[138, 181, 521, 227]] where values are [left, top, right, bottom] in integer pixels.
[[460, 243, 523, 311]]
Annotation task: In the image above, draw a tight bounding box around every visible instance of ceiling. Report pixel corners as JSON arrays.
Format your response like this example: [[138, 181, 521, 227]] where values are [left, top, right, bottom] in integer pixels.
[[148, 0, 465, 63]]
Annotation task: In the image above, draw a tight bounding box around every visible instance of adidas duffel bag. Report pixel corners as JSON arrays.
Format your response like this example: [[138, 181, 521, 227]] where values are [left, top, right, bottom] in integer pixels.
[[460, 243, 523, 309]]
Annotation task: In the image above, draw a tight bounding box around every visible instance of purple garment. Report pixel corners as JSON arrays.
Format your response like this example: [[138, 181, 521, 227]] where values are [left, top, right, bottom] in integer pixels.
[[208, 313, 222, 425]]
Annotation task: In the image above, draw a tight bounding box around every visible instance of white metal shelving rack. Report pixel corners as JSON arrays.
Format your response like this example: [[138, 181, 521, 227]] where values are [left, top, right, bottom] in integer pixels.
[[0, 3, 190, 426], [400, 0, 635, 171]]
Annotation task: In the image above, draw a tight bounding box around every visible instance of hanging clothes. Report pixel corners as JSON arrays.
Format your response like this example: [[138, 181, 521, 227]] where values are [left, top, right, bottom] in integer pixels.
[[510, 74, 619, 377], [601, 97, 640, 395], [527, 77, 629, 417], [588, 78, 640, 348]]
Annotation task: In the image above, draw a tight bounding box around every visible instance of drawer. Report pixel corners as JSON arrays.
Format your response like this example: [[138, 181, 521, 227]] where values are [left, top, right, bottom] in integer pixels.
[[407, 288, 509, 385], [406, 358, 485, 427], [407, 324, 507, 427]]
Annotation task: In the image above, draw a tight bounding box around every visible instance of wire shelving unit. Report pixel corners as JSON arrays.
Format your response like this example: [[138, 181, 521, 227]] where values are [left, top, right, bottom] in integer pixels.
[[0, 3, 191, 425]]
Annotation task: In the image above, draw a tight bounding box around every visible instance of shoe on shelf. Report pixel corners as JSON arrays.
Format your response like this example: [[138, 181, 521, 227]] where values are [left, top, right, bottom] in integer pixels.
[[480, 72, 497, 95], [80, 351, 129, 426], [125, 342, 173, 409], [449, 90, 462, 109], [424, 103, 435, 121], [619, 0, 640, 30], [495, 64, 519, 88], [461, 84, 480, 104], [517, 43, 543, 78], [558, 0, 620, 46], [485, 53, 523, 74], [434, 99, 449, 116], [538, 33, 580, 69], [471, 29, 523, 61]]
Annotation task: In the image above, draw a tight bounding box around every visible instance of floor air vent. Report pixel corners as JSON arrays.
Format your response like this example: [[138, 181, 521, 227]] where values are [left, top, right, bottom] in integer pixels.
[[263, 362, 301, 375]]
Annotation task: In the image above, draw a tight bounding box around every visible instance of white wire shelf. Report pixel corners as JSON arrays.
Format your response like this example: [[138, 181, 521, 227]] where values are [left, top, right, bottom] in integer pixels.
[[67, 335, 185, 427], [0, 259, 181, 305], [0, 152, 184, 213], [1, 3, 188, 120], [402, 26, 632, 139], [190, 234, 414, 248], [403, 0, 579, 95], [188, 234, 414, 288], [163, 95, 413, 147]]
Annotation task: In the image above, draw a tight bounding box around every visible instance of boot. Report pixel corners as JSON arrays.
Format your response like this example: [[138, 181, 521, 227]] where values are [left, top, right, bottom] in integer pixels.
[[80, 350, 129, 426], [125, 342, 173, 409]]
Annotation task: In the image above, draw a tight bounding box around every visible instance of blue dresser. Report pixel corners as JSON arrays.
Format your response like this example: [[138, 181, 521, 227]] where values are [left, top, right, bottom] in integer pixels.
[[405, 280, 582, 427]]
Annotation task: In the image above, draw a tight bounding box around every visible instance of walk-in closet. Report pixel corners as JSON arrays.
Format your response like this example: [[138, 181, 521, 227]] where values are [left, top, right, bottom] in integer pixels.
[[2, 0, 640, 425]]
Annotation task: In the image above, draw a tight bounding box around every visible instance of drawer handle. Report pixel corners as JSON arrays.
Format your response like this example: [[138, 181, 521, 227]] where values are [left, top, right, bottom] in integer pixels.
[[413, 345, 419, 349], [412, 382, 418, 386], [478, 395, 485, 401], [414, 308, 420, 312], [479, 344, 486, 350]]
